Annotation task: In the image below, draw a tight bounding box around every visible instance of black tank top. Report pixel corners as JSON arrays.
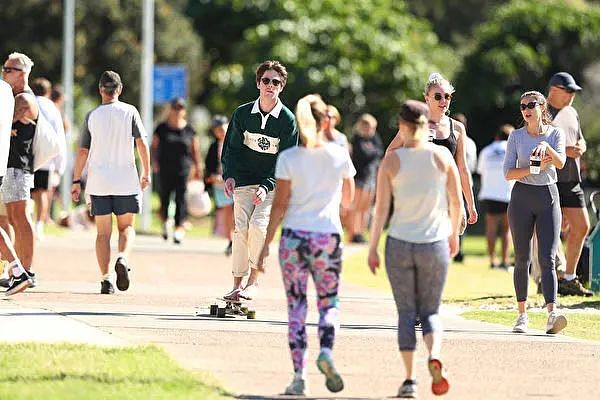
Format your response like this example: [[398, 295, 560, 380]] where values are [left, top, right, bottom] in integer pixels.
[[9, 89, 36, 172], [432, 119, 457, 158]]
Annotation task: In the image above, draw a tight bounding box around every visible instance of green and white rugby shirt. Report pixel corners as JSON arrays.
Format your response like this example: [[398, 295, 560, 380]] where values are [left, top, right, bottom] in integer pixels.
[[222, 98, 298, 192]]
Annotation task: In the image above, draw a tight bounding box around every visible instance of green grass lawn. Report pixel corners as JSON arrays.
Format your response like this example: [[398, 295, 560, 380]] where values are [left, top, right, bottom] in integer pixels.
[[0, 343, 231, 400], [343, 234, 600, 341]]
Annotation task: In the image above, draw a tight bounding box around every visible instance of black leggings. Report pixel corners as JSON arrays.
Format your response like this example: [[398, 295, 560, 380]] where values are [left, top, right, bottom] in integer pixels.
[[159, 172, 187, 226], [508, 182, 561, 305]]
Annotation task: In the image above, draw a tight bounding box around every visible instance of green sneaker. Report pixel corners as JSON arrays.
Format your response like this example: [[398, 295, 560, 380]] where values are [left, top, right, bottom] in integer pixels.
[[316, 352, 344, 393], [284, 376, 306, 396]]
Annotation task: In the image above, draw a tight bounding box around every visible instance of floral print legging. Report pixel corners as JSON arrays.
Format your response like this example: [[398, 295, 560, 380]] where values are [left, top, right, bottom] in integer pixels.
[[279, 228, 342, 374]]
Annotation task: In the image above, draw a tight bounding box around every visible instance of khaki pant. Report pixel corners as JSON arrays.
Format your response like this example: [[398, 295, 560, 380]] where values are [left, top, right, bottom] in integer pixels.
[[232, 185, 274, 277]]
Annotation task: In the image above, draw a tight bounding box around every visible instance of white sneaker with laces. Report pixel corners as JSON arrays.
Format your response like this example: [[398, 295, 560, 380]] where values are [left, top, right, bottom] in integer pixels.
[[239, 283, 258, 300], [284, 376, 306, 396], [512, 313, 528, 333], [546, 311, 567, 334], [223, 288, 241, 301]]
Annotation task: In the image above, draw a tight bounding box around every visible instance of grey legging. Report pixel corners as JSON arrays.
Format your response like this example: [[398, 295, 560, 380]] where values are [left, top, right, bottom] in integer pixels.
[[508, 182, 561, 305], [385, 236, 449, 351]]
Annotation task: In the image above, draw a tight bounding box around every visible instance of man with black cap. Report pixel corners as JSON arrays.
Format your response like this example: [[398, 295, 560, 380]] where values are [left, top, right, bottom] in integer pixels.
[[71, 71, 151, 294], [547, 72, 592, 296]]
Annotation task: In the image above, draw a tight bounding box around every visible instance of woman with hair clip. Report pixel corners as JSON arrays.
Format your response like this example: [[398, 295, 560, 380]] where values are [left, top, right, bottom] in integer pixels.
[[388, 73, 478, 232], [258, 94, 356, 396], [503, 91, 567, 335], [368, 100, 462, 398]]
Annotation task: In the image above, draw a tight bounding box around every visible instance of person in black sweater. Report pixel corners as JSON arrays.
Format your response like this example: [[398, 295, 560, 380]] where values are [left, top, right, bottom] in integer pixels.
[[350, 113, 383, 243], [151, 98, 202, 244]]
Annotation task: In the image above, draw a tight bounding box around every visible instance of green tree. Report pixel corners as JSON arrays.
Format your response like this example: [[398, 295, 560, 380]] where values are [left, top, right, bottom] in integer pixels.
[[453, 0, 600, 147], [195, 0, 456, 142], [0, 0, 204, 115]]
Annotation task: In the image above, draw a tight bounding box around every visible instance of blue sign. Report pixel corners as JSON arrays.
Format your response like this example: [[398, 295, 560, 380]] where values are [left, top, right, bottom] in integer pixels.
[[153, 64, 187, 104]]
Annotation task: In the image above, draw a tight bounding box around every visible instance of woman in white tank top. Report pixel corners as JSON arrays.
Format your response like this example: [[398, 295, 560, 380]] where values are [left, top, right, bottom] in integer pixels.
[[368, 100, 462, 398]]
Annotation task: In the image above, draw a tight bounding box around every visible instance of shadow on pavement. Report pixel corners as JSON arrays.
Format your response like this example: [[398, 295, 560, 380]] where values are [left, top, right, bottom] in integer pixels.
[[562, 300, 600, 310], [237, 395, 387, 400]]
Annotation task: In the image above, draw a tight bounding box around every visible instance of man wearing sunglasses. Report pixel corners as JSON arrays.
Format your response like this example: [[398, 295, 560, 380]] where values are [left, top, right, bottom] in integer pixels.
[[546, 72, 592, 296], [0, 52, 38, 289], [221, 60, 299, 301]]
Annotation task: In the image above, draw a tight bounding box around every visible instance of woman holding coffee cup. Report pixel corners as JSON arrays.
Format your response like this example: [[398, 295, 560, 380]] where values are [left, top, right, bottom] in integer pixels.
[[503, 90, 567, 335]]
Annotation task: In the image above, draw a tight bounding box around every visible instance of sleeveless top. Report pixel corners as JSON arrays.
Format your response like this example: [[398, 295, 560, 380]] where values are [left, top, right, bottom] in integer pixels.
[[8, 89, 36, 172], [387, 144, 451, 243], [432, 118, 457, 158]]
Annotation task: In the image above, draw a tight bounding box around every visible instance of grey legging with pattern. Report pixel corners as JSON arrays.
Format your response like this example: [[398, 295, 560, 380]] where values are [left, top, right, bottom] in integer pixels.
[[385, 236, 449, 351]]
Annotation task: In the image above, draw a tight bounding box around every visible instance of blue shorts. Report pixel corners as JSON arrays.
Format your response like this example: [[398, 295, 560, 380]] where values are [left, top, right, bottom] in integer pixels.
[[90, 194, 141, 216]]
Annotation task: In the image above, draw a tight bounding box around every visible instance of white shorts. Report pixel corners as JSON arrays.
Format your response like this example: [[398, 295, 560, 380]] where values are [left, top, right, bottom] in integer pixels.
[[0, 168, 34, 203]]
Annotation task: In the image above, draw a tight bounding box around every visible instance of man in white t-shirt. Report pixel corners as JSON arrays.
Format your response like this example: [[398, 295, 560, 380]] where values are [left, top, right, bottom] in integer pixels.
[[71, 71, 151, 294], [31, 77, 66, 239], [0, 78, 31, 295], [477, 124, 514, 269]]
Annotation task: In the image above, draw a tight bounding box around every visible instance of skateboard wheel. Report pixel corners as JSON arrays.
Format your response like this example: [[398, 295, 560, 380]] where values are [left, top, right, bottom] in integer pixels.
[[240, 306, 248, 314], [217, 307, 226, 318], [209, 304, 218, 316], [246, 310, 256, 319]]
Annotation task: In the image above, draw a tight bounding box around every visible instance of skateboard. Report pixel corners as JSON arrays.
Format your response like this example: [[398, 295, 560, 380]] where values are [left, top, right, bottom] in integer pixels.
[[200, 297, 256, 319]]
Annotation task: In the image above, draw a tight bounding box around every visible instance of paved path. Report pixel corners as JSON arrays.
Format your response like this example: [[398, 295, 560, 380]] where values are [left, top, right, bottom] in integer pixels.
[[1, 231, 599, 399]]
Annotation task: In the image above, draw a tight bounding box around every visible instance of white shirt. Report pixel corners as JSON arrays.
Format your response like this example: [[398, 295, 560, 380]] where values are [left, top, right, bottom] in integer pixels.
[[0, 80, 14, 178], [276, 143, 356, 234], [477, 140, 513, 203], [80, 101, 146, 195], [36, 96, 66, 173], [387, 144, 452, 243], [465, 135, 477, 174]]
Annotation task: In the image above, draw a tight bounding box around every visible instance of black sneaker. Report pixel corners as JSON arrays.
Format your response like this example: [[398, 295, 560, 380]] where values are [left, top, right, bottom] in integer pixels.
[[225, 240, 233, 256], [6, 272, 31, 296], [398, 379, 417, 398], [114, 257, 130, 291], [558, 277, 593, 297], [25, 270, 37, 288], [100, 280, 115, 294]]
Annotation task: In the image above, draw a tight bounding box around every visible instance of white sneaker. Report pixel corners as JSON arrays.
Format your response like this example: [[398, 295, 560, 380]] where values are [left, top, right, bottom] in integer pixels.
[[239, 283, 258, 300], [546, 311, 567, 334], [173, 228, 185, 244], [512, 313, 528, 333], [284, 376, 306, 396], [223, 288, 241, 301]]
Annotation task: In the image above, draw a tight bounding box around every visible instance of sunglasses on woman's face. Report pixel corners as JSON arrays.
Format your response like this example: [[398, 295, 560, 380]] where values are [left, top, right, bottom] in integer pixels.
[[261, 77, 282, 87], [433, 92, 451, 101], [520, 101, 538, 111]]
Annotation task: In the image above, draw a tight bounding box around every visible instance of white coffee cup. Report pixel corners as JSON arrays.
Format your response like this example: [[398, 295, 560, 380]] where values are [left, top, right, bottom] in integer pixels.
[[529, 154, 542, 174]]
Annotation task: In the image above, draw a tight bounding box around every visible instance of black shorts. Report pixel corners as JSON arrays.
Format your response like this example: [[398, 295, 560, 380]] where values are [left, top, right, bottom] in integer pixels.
[[32, 170, 50, 191], [481, 199, 508, 215], [90, 194, 141, 216], [557, 181, 585, 208]]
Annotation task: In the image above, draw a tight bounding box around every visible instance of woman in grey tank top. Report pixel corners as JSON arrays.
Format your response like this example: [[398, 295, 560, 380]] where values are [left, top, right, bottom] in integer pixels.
[[503, 91, 568, 335], [368, 100, 463, 398]]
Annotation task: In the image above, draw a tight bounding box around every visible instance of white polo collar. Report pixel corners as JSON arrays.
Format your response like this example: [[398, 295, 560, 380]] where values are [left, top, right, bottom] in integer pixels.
[[251, 98, 283, 118]]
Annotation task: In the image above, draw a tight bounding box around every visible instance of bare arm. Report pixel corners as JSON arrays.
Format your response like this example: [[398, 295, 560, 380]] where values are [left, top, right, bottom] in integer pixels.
[[190, 136, 203, 180], [444, 151, 463, 258], [341, 177, 355, 210], [135, 136, 151, 190], [71, 148, 89, 202], [151, 134, 160, 173], [454, 121, 477, 223], [367, 152, 398, 274]]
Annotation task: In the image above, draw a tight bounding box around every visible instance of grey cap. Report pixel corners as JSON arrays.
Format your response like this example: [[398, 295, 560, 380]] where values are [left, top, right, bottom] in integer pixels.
[[211, 114, 228, 129], [99, 70, 122, 88], [549, 72, 581, 92], [170, 97, 186, 108]]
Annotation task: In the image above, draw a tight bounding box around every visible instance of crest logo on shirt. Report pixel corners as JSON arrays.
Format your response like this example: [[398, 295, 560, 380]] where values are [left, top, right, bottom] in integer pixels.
[[258, 137, 270, 151]]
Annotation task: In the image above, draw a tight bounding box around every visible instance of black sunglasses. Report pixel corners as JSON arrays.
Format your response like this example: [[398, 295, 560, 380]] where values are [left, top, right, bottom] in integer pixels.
[[433, 92, 451, 101], [520, 101, 539, 110], [260, 77, 282, 87], [2, 66, 23, 73]]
